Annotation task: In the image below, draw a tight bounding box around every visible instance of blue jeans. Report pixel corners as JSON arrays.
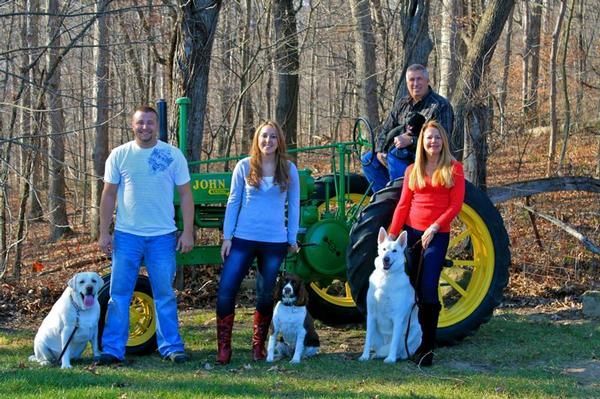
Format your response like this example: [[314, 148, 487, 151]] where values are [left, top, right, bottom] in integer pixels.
[[102, 230, 184, 359], [216, 237, 288, 317], [404, 225, 450, 305], [361, 148, 412, 192]]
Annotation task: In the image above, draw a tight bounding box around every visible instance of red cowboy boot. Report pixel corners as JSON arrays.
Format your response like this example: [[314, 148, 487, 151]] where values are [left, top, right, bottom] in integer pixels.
[[251, 310, 272, 361], [216, 313, 235, 364]]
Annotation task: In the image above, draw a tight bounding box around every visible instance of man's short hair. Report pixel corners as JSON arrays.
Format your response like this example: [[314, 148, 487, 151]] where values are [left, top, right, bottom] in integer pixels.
[[406, 64, 429, 80], [134, 105, 158, 117]]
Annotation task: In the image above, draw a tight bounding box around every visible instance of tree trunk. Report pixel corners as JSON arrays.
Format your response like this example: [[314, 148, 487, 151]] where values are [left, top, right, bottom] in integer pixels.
[[522, 0, 542, 123], [498, 6, 514, 138], [350, 0, 379, 126], [439, 0, 460, 100], [175, 0, 222, 163], [217, 4, 234, 157], [240, 0, 254, 154], [91, 0, 110, 240], [395, 0, 432, 102], [546, 0, 567, 176], [21, 0, 44, 221], [46, 0, 72, 241], [463, 104, 490, 190], [451, 0, 515, 166], [558, 0, 575, 173], [273, 0, 299, 161]]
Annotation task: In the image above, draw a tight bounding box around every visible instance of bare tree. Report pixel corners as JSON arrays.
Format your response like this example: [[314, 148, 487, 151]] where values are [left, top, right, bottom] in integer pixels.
[[350, 0, 379, 126], [395, 0, 432, 101], [46, 0, 72, 241], [498, 5, 514, 138], [23, 0, 44, 220], [439, 0, 460, 100], [522, 0, 543, 123], [451, 0, 515, 186], [558, 0, 576, 173], [91, 0, 111, 240], [273, 0, 299, 158], [547, 0, 567, 176], [175, 0, 222, 162]]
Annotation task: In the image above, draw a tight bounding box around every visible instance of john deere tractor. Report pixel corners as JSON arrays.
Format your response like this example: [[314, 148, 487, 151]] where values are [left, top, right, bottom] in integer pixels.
[[98, 98, 510, 354]]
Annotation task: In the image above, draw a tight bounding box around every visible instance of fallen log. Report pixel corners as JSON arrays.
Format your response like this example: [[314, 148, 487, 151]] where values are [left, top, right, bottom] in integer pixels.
[[486, 176, 600, 256], [487, 176, 600, 204], [520, 204, 600, 255]]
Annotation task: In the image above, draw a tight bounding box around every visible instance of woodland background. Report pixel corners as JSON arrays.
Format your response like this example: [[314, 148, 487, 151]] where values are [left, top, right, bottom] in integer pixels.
[[0, 0, 598, 318]]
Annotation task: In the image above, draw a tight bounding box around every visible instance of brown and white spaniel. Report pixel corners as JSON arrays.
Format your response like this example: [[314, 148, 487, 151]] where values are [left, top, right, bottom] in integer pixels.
[[266, 274, 320, 364]]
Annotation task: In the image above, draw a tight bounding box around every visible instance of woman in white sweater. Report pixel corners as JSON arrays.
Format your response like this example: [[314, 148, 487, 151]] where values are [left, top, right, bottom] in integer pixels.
[[215, 120, 300, 365]]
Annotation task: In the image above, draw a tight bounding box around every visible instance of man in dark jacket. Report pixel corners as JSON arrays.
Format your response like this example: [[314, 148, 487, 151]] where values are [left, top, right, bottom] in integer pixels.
[[362, 64, 454, 192]]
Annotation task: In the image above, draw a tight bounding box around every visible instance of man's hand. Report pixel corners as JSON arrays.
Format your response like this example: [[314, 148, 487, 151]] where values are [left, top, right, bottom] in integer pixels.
[[98, 233, 113, 255], [176, 230, 194, 254], [393, 133, 413, 149], [376, 152, 388, 167]]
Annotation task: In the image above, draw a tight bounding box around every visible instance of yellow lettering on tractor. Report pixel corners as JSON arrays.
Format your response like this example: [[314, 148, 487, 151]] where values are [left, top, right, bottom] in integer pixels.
[[192, 178, 226, 195]]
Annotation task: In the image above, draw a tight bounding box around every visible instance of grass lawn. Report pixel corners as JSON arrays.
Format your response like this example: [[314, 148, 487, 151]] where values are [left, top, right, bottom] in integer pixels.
[[1, 307, 598, 398]]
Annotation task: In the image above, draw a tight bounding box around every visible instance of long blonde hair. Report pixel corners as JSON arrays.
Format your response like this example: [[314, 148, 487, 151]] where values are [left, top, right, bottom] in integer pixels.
[[408, 120, 455, 190], [247, 120, 290, 192]]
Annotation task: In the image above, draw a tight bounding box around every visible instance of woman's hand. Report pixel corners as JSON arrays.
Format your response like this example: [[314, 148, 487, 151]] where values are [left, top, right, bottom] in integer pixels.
[[220, 239, 232, 261], [421, 224, 439, 249], [288, 242, 299, 254]]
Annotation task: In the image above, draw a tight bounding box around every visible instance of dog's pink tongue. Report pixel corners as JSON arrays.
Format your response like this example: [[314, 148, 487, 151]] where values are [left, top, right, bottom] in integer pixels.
[[84, 295, 95, 307]]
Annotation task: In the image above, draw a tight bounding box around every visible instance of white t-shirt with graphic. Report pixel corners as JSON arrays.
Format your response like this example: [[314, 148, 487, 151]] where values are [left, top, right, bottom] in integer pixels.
[[104, 140, 190, 236]]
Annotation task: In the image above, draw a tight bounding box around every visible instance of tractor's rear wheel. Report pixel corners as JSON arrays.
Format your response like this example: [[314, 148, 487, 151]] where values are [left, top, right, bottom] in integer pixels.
[[347, 179, 510, 345], [98, 274, 157, 355]]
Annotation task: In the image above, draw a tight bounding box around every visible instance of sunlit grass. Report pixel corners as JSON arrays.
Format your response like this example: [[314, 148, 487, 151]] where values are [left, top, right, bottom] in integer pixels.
[[0, 307, 597, 398]]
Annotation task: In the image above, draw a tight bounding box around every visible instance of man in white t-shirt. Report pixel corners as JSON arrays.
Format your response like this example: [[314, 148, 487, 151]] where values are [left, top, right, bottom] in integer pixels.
[[97, 106, 194, 365]]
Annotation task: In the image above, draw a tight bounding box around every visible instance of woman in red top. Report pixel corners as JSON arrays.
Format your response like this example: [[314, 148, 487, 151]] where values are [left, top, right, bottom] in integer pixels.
[[388, 120, 465, 366]]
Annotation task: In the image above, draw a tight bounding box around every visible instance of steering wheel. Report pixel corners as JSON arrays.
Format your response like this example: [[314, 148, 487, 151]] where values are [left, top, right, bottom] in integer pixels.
[[352, 117, 375, 166]]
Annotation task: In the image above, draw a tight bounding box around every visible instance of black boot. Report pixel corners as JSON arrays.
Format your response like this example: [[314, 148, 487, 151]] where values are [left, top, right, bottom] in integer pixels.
[[413, 303, 441, 367]]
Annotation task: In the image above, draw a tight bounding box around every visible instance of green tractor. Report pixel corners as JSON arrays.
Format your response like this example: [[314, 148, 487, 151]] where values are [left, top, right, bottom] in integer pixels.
[[98, 98, 510, 355]]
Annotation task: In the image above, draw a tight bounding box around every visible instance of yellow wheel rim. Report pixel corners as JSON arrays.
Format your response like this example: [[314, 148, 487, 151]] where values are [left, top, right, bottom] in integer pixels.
[[127, 291, 156, 347], [309, 281, 357, 308], [439, 203, 495, 327]]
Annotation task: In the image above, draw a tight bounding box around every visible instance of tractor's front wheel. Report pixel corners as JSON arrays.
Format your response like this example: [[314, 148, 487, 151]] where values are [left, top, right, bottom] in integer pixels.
[[304, 174, 369, 325], [98, 274, 157, 355], [347, 179, 510, 345]]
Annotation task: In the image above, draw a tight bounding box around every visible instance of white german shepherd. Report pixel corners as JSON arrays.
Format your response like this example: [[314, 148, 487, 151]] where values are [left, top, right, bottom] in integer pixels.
[[359, 228, 422, 363]]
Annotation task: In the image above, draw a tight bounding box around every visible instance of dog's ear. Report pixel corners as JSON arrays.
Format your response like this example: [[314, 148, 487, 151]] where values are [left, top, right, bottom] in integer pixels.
[[378, 227, 388, 244], [273, 275, 283, 302], [68, 274, 78, 290], [296, 280, 308, 307], [93, 273, 104, 292], [396, 230, 408, 248]]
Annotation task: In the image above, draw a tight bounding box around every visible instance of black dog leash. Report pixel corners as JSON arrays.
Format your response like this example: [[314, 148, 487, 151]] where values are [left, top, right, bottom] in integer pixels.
[[403, 241, 424, 359], [55, 296, 81, 365]]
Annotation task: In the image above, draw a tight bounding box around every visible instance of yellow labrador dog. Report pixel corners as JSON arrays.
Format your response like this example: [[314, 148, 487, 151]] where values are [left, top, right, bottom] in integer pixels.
[[29, 272, 104, 368]]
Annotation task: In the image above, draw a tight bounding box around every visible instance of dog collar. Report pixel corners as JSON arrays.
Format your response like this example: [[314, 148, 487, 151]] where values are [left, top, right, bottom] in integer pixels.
[[281, 297, 297, 307], [69, 295, 82, 327]]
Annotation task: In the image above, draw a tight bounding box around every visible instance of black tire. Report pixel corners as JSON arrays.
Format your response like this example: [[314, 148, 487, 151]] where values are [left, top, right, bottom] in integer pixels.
[[347, 179, 510, 345], [98, 273, 158, 355], [306, 281, 364, 325], [313, 173, 370, 202]]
